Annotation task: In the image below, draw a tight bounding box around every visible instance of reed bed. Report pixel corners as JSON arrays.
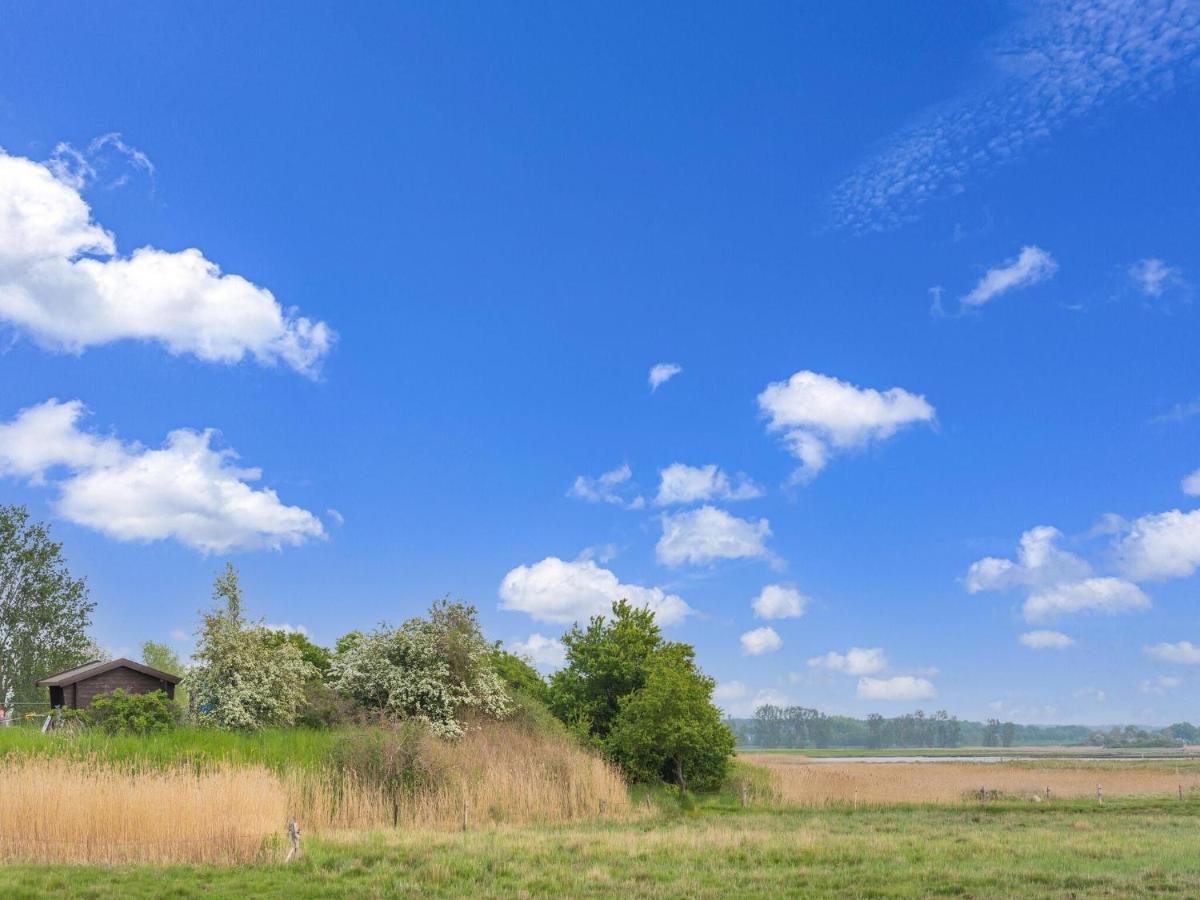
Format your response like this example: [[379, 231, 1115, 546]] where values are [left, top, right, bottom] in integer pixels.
[[0, 722, 631, 864], [0, 757, 285, 864], [745, 756, 1200, 805]]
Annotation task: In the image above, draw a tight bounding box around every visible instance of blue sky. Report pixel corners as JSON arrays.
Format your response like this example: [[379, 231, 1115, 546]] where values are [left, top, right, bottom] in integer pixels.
[[2, 1, 1199, 725]]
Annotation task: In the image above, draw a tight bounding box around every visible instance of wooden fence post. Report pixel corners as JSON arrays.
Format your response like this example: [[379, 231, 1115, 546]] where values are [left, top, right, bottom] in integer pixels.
[[1096, 784, 1102, 805], [462, 798, 469, 832], [741, 784, 749, 809], [285, 819, 301, 863], [599, 799, 606, 817]]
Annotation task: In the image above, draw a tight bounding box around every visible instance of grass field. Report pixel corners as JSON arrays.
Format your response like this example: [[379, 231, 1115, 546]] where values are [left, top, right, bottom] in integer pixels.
[[1, 800, 1198, 897]]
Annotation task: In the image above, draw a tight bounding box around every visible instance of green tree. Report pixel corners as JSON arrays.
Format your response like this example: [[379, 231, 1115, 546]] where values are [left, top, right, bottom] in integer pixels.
[[186, 563, 315, 730], [263, 630, 333, 678], [329, 599, 510, 738], [0, 506, 96, 706], [549, 600, 666, 742], [141, 640, 189, 710], [606, 645, 734, 796], [492, 647, 550, 705]]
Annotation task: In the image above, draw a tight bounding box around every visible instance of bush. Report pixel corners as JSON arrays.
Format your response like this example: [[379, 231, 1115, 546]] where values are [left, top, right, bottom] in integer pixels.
[[87, 689, 178, 735], [295, 680, 357, 729]]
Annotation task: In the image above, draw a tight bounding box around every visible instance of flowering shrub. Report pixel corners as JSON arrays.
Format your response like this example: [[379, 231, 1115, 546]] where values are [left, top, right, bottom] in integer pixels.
[[330, 600, 509, 738]]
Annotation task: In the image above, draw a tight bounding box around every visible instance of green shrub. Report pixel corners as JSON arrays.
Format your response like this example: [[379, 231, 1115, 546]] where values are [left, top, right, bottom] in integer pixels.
[[296, 680, 357, 729], [330, 722, 446, 825], [87, 689, 178, 735]]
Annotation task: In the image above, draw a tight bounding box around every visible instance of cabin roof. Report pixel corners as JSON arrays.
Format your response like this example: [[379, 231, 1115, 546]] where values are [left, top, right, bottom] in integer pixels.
[[35, 658, 182, 687]]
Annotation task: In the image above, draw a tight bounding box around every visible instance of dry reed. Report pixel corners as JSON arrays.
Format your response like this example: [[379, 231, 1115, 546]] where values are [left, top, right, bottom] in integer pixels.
[[0, 722, 631, 864], [745, 756, 1200, 805]]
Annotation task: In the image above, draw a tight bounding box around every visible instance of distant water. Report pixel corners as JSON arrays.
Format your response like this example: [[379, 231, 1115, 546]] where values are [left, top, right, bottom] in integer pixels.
[[784, 755, 1191, 764]]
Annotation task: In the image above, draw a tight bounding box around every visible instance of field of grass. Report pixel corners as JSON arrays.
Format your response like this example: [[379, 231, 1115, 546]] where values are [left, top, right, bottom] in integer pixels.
[[1, 800, 1198, 897]]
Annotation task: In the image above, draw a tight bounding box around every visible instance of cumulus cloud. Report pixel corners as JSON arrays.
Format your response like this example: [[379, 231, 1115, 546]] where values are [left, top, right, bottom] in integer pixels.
[[1018, 630, 1075, 650], [265, 623, 309, 636], [0, 399, 325, 552], [0, 150, 332, 375], [648, 362, 682, 392], [1182, 470, 1200, 497], [654, 463, 762, 506], [498, 556, 692, 626], [960, 246, 1058, 309], [966, 525, 1148, 622], [1118, 509, 1200, 580], [567, 463, 644, 509], [506, 633, 567, 670], [740, 626, 782, 656], [808, 647, 887, 675], [758, 370, 935, 483], [1144, 641, 1200, 665], [828, 1, 1200, 231], [857, 676, 935, 701], [656, 505, 773, 567], [751, 584, 809, 620]]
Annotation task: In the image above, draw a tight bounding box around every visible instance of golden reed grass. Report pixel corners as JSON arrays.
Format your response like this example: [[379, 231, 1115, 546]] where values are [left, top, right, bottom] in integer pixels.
[[0, 723, 631, 864], [745, 756, 1200, 805]]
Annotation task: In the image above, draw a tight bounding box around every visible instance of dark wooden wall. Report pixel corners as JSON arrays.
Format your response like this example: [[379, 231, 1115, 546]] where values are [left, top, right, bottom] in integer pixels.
[[70, 668, 176, 708]]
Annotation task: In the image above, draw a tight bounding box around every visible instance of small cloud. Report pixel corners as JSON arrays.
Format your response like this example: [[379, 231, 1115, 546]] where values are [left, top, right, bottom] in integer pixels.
[[1182, 469, 1200, 497], [169, 629, 189, 643], [327, 508, 345, 526], [1128, 258, 1183, 298], [751, 584, 809, 620], [1140, 675, 1182, 695], [654, 463, 762, 506], [1151, 397, 1200, 425], [656, 505, 774, 568], [577, 543, 619, 564], [857, 676, 935, 701], [648, 363, 682, 392], [960, 246, 1058, 309], [567, 463, 644, 510], [740, 626, 782, 656], [1019, 630, 1075, 650], [1144, 641, 1200, 665], [808, 647, 888, 675]]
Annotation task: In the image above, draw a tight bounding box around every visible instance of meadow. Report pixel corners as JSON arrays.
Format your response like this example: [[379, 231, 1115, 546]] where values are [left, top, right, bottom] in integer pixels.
[[3, 728, 1200, 896]]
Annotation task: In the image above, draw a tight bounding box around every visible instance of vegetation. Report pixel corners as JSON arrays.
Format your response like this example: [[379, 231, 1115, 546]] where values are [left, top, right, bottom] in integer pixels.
[[141, 639, 189, 710], [188, 564, 315, 730], [86, 689, 178, 735], [0, 505, 95, 706], [328, 599, 510, 737], [2, 801, 1200, 897]]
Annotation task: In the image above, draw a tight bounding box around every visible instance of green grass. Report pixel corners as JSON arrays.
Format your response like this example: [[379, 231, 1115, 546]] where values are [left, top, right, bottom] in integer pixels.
[[3, 800, 1199, 897], [0, 726, 341, 771]]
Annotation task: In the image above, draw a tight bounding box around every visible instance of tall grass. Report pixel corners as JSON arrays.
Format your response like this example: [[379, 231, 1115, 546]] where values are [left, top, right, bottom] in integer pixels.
[[745, 756, 1200, 805], [0, 721, 632, 864]]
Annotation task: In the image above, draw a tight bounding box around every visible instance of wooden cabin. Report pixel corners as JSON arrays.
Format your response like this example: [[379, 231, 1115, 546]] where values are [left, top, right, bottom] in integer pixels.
[[35, 659, 180, 710]]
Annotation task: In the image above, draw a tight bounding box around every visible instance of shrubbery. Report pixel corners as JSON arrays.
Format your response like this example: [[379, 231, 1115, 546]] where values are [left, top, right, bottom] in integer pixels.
[[86, 689, 178, 735]]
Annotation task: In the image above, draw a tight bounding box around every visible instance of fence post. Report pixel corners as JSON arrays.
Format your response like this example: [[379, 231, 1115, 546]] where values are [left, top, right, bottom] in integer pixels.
[[1179, 783, 1184, 802], [1096, 784, 1102, 805], [741, 784, 749, 809], [462, 797, 469, 832], [284, 819, 301, 862], [599, 799, 606, 817]]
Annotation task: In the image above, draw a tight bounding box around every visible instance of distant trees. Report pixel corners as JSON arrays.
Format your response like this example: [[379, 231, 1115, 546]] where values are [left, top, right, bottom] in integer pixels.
[[329, 599, 510, 738], [187, 564, 315, 730], [743, 707, 964, 749], [0, 506, 96, 706], [141, 639, 189, 710]]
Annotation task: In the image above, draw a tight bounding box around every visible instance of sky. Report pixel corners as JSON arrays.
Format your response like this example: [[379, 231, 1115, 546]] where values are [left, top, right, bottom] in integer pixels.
[[1, 1, 1199, 726]]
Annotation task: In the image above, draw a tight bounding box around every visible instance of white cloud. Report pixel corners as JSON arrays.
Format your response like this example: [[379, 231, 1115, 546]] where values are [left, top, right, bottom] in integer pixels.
[[966, 526, 1148, 622], [1182, 470, 1200, 497], [857, 676, 935, 701], [758, 370, 934, 483], [828, 2, 1200, 231], [506, 633, 567, 671], [808, 647, 887, 675], [265, 623, 309, 636], [1023, 577, 1150, 622], [960, 246, 1058, 309], [0, 399, 325, 552], [1117, 509, 1200, 580], [715, 684, 791, 717], [567, 463, 644, 510], [1144, 641, 1200, 665], [1018, 630, 1075, 650], [326, 508, 346, 527], [751, 584, 809, 620], [1140, 675, 1183, 694], [498, 556, 692, 626], [656, 505, 772, 567], [740, 626, 782, 656], [169, 629, 189, 643], [654, 463, 762, 506], [1128, 258, 1182, 298], [0, 150, 332, 375], [648, 362, 682, 392]]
